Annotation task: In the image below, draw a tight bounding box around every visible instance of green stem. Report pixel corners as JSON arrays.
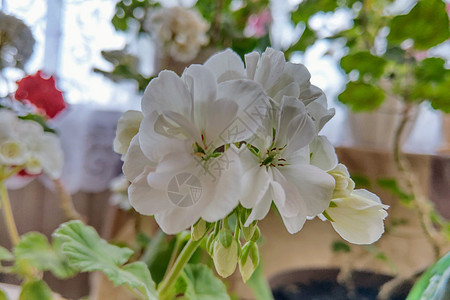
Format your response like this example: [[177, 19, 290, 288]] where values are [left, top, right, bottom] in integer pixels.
[[0, 181, 20, 246], [158, 236, 203, 300]]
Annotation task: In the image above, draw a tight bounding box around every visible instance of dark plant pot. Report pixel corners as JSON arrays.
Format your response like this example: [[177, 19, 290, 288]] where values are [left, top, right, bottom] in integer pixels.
[[270, 268, 409, 300]]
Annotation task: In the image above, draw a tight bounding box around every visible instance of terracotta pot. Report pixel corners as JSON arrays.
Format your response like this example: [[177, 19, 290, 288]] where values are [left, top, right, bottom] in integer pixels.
[[347, 94, 419, 152]]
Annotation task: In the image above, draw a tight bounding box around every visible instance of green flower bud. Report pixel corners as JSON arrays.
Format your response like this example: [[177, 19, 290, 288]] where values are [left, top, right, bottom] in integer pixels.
[[250, 226, 260, 242], [212, 229, 238, 278], [328, 164, 355, 199], [239, 241, 259, 282], [241, 221, 257, 241], [191, 219, 209, 241]]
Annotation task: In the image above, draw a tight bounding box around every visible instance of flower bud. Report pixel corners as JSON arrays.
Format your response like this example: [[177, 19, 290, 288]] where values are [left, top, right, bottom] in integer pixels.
[[239, 241, 259, 282], [212, 229, 238, 278], [191, 219, 209, 241], [328, 164, 355, 199], [241, 221, 257, 241]]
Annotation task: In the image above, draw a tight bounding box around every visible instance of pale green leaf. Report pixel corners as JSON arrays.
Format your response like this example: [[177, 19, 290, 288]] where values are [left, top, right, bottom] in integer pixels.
[[0, 288, 8, 300], [19, 280, 52, 300], [14, 232, 76, 279], [338, 81, 385, 112], [388, 0, 450, 50], [180, 264, 230, 300], [0, 246, 13, 262], [341, 52, 387, 79], [53, 221, 157, 300]]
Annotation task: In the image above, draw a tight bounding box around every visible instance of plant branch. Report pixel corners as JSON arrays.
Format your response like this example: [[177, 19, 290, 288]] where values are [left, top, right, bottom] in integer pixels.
[[0, 180, 20, 246], [392, 104, 443, 260], [53, 179, 85, 222], [158, 236, 203, 300]]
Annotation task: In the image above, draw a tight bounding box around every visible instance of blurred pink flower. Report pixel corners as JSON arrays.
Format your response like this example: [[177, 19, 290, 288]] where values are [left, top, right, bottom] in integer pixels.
[[245, 10, 272, 38]]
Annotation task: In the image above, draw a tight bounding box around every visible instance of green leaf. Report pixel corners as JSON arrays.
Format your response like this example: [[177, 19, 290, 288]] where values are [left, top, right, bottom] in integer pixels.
[[246, 263, 274, 300], [0, 246, 13, 262], [53, 221, 157, 300], [331, 241, 351, 253], [179, 264, 230, 300], [377, 178, 414, 205], [0, 288, 8, 300], [350, 175, 371, 189], [14, 232, 77, 279], [388, 0, 450, 50], [415, 58, 448, 82], [19, 280, 52, 300], [341, 52, 387, 79], [17, 114, 57, 134], [338, 81, 385, 112], [407, 252, 450, 300]]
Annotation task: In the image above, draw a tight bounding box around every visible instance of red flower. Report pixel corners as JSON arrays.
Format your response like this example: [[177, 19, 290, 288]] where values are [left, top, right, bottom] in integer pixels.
[[15, 71, 66, 119]]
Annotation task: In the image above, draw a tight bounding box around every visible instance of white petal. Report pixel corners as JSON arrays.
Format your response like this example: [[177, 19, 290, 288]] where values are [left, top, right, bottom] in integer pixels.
[[276, 97, 316, 154], [254, 48, 285, 91], [201, 147, 242, 221], [244, 52, 260, 80], [271, 168, 301, 218], [326, 190, 388, 244], [35, 133, 64, 179], [204, 49, 245, 82], [280, 211, 307, 234], [272, 82, 300, 104], [205, 99, 239, 147], [141, 70, 192, 117], [266, 61, 311, 99], [182, 65, 217, 105], [123, 135, 156, 182], [155, 206, 204, 235], [306, 95, 335, 132], [113, 110, 143, 158], [139, 112, 191, 163], [128, 168, 171, 216], [241, 164, 271, 209], [281, 164, 334, 216], [310, 136, 338, 171], [244, 189, 272, 226], [216, 79, 271, 142]]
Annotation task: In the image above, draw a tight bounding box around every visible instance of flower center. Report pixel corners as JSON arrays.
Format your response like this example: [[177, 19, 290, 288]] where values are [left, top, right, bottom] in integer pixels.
[[260, 146, 287, 168]]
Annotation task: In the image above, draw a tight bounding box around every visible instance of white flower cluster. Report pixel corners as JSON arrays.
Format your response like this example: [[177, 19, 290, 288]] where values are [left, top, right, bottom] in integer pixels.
[[145, 6, 209, 62], [115, 48, 388, 245], [0, 109, 63, 179]]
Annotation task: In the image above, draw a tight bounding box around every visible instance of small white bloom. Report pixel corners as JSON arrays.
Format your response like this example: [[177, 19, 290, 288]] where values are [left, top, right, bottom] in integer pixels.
[[113, 110, 143, 159], [146, 6, 209, 62], [323, 189, 389, 245], [0, 140, 27, 165], [109, 174, 131, 210], [328, 163, 355, 198]]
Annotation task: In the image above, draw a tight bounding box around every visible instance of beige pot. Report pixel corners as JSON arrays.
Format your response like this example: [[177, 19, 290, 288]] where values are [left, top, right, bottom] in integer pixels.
[[347, 96, 419, 151]]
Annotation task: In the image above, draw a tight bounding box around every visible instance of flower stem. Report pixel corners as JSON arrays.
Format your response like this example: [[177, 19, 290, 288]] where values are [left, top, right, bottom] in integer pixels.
[[393, 104, 443, 260], [53, 179, 85, 222], [0, 181, 20, 246], [158, 236, 203, 300]]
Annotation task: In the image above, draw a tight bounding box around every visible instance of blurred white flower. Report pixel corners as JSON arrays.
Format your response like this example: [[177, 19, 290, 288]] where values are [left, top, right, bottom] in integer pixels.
[[146, 6, 209, 62], [323, 189, 389, 245], [0, 109, 63, 179], [109, 174, 131, 211], [113, 110, 143, 159]]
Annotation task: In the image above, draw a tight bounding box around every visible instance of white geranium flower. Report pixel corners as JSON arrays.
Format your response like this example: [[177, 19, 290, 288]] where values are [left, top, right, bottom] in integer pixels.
[[328, 163, 355, 199], [122, 65, 271, 234], [0, 109, 63, 179], [205, 48, 338, 173], [145, 6, 209, 62], [240, 96, 335, 234], [113, 110, 143, 159], [322, 189, 389, 245]]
